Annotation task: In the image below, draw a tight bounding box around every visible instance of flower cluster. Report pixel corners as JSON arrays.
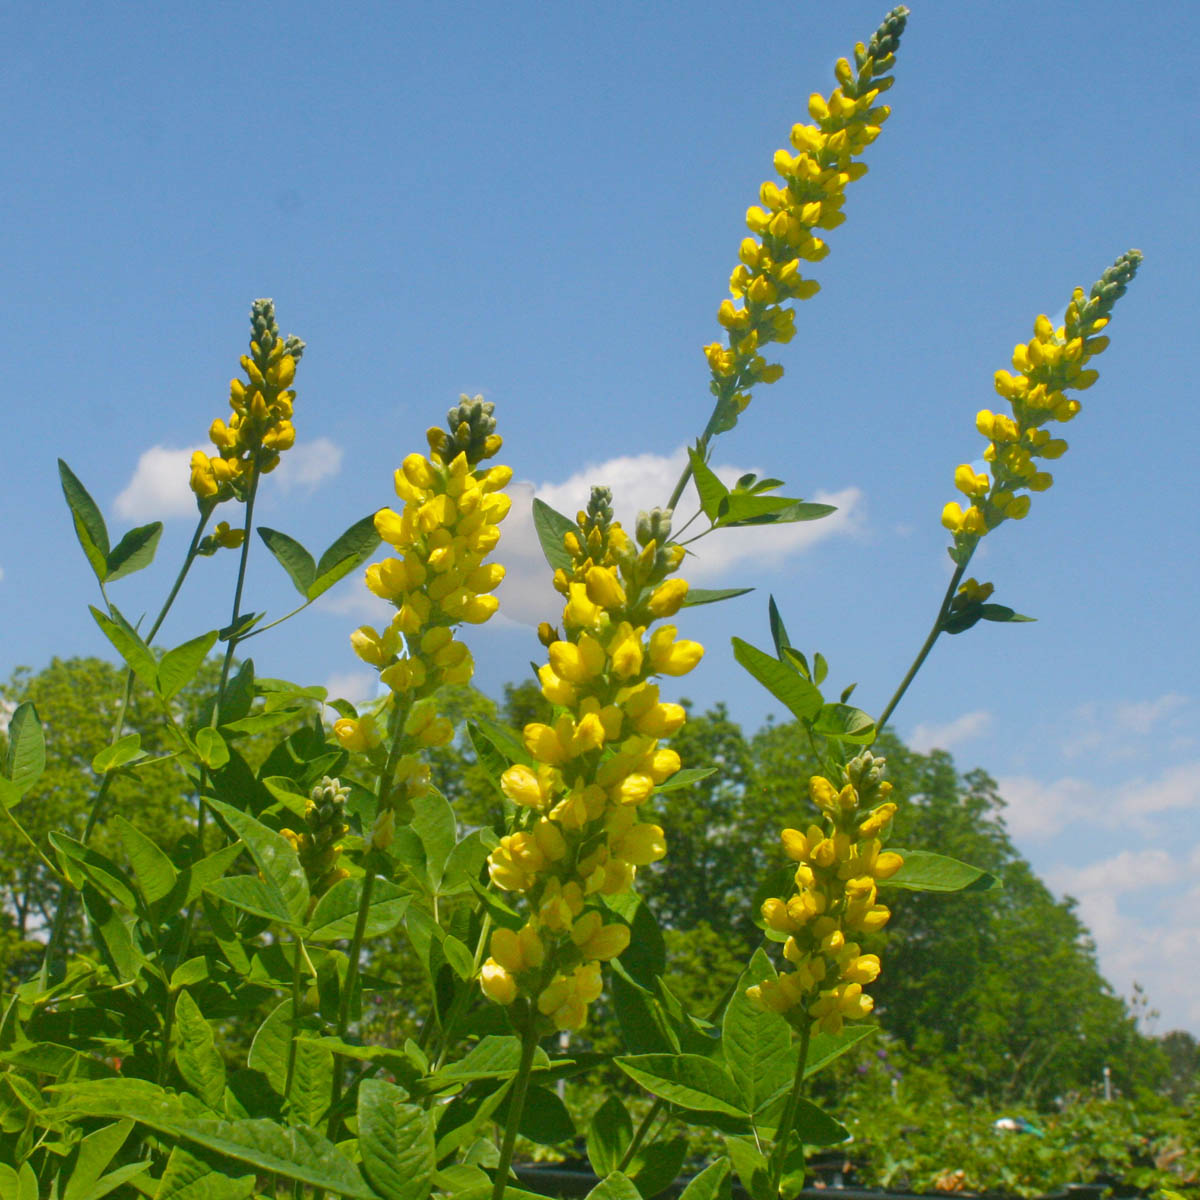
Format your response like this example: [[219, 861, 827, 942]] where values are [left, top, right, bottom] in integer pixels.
[[336, 397, 511, 845], [479, 491, 703, 1031], [189, 299, 305, 507], [702, 7, 907, 429], [748, 752, 902, 1037], [280, 776, 350, 910], [942, 250, 1142, 543]]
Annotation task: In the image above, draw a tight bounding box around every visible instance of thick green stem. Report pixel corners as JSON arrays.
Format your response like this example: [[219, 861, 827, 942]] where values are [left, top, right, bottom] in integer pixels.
[[875, 560, 967, 735], [768, 1020, 812, 1196], [283, 937, 306, 1104], [491, 1018, 540, 1200], [618, 1096, 666, 1173]]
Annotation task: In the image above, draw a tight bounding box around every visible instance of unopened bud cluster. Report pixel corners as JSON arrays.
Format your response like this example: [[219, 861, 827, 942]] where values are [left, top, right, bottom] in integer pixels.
[[703, 8, 907, 427], [280, 776, 350, 905], [748, 751, 902, 1037], [480, 489, 703, 1031], [942, 251, 1141, 541], [189, 299, 305, 521]]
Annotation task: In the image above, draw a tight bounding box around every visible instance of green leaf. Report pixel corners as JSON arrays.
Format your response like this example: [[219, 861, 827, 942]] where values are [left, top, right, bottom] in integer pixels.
[[90, 605, 157, 688], [586, 1173, 642, 1200], [615, 1054, 745, 1117], [204, 875, 294, 926], [52, 1079, 377, 1198], [156, 1145, 255, 1200], [790, 1096, 849, 1145], [612, 972, 677, 1055], [804, 1023, 877, 1078], [307, 877, 410, 942], [470, 718, 531, 767], [681, 586, 753, 608], [654, 766, 718, 792], [113, 814, 178, 906], [411, 788, 456, 891], [290, 1036, 335, 1128], [587, 1095, 633, 1178], [609, 893, 665, 990], [62, 1118, 133, 1200], [309, 514, 383, 601], [2, 701, 45, 804], [247, 997, 301, 1097], [440, 829, 495, 896], [194, 727, 229, 770], [92, 732, 145, 774], [722, 967, 794, 1115], [174, 990, 226, 1110], [158, 630, 218, 701], [50, 833, 140, 911], [59, 458, 110, 581], [811, 703, 876, 745], [732, 638, 823, 721], [632, 1137, 688, 1198], [207, 798, 310, 925], [688, 447, 729, 521], [721, 498, 836, 527], [884, 849, 1001, 893], [531, 498, 578, 573], [257, 527, 317, 597], [678, 1157, 732, 1200], [358, 1079, 435, 1200], [428, 1035, 551, 1089], [81, 885, 141, 981], [497, 1084, 575, 1145], [105, 521, 163, 582], [768, 595, 792, 658], [724, 1137, 771, 1200], [980, 603, 1036, 624]]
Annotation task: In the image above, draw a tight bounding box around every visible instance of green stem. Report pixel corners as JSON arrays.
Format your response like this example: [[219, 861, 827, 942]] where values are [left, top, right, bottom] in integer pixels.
[[237, 597, 314, 642], [875, 560, 968, 735], [431, 911, 493, 1072], [283, 936, 306, 1105], [491, 1018, 540, 1200], [768, 1020, 812, 1196], [40, 505, 210, 986], [618, 1097, 666, 1173]]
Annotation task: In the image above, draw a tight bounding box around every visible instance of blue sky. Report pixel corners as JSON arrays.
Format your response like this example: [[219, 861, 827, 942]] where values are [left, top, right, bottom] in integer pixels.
[[2, 0, 1198, 1037]]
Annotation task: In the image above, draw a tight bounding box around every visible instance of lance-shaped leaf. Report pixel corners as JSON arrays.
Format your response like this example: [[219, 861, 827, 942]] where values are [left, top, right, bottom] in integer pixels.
[[206, 798, 309, 926], [585, 1174, 642, 1200], [105, 521, 163, 582], [92, 732, 146, 775], [174, 989, 226, 1110], [615, 1053, 746, 1117], [159, 630, 218, 701], [307, 877, 410, 943], [59, 458, 110, 581], [90, 604, 157, 688], [258, 527, 316, 597], [587, 1095, 633, 1178], [156, 1145, 255, 1200], [722, 962, 793, 1115], [678, 1157, 733, 1200], [113, 814, 177, 906], [884, 849, 1001, 893], [532, 498, 578, 572], [681, 587, 753, 608], [308, 513, 382, 600], [732, 637, 823, 721], [0, 701, 45, 807], [811, 702, 876, 745], [688, 447, 729, 521]]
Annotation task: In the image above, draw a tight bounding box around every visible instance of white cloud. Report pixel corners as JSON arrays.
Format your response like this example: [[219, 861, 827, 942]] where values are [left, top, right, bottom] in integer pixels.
[[0, 565, 5, 582], [992, 773, 1093, 839], [272, 437, 343, 492], [114, 444, 205, 520], [495, 446, 864, 626], [322, 670, 379, 707], [1061, 693, 1193, 761], [1045, 848, 1200, 1034], [114, 438, 344, 522], [909, 710, 992, 754]]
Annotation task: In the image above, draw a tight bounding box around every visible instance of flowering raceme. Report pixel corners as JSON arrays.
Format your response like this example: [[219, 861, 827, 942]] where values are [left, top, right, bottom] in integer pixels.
[[703, 7, 907, 427], [189, 299, 305, 508], [279, 776, 351, 913], [479, 491, 703, 1031], [337, 396, 511, 846], [748, 751, 901, 1037], [942, 251, 1142, 543]]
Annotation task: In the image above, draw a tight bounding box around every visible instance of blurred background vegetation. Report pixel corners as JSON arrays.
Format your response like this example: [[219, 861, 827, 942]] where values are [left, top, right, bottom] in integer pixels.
[[2, 656, 1195, 1195]]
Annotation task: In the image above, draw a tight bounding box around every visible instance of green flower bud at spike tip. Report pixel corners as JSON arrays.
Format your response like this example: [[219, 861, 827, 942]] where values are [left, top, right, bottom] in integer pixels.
[[433, 393, 502, 465]]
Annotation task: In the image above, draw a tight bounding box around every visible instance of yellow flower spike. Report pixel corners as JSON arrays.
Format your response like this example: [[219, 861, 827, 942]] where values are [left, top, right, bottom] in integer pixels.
[[585, 565, 626, 610], [647, 626, 704, 676], [608, 622, 645, 679]]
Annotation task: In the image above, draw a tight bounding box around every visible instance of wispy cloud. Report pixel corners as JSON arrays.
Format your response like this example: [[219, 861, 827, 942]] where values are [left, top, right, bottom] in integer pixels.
[[322, 669, 379, 707], [1061, 693, 1193, 762], [909, 710, 992, 754], [114, 438, 345, 522], [114, 444, 205, 520], [495, 447, 864, 626]]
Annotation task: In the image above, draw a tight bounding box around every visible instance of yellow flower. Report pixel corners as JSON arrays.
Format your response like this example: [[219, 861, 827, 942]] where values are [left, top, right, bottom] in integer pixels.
[[942, 251, 1141, 550], [749, 751, 899, 1034], [704, 8, 908, 432]]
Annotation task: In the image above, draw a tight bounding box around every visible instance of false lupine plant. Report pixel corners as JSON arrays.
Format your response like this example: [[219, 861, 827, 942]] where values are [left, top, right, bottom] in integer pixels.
[[0, 8, 1142, 1200]]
